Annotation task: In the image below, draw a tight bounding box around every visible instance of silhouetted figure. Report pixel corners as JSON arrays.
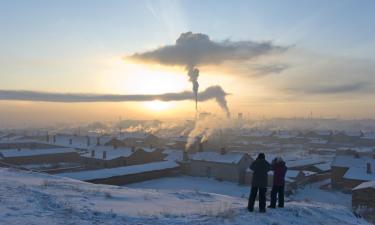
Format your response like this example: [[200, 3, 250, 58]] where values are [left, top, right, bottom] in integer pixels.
[[248, 153, 270, 213], [269, 157, 287, 208]]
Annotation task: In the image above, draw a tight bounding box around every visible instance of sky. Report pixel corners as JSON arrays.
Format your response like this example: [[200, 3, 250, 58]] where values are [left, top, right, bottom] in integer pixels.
[[0, 0, 375, 126]]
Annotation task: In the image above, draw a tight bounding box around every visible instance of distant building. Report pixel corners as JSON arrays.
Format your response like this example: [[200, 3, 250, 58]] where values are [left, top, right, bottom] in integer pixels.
[[329, 131, 363, 146], [352, 180, 375, 224], [80, 146, 166, 168], [186, 150, 253, 184], [331, 154, 375, 190], [0, 147, 79, 166], [58, 161, 180, 185]]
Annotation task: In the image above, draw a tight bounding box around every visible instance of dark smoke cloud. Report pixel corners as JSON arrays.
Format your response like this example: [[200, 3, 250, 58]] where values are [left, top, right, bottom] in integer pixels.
[[128, 32, 287, 67], [127, 32, 285, 115], [0, 86, 230, 114]]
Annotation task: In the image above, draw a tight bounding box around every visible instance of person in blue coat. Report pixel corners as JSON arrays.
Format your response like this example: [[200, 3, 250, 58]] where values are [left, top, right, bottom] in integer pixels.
[[247, 153, 271, 213]]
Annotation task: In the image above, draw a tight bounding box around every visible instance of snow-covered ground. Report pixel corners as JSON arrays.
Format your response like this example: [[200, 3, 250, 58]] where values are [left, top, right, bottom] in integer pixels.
[[126, 176, 250, 198], [291, 179, 352, 208], [0, 168, 370, 225]]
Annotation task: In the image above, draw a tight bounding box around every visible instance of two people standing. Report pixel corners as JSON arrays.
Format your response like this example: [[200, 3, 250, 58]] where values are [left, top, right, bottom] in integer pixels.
[[247, 153, 287, 213]]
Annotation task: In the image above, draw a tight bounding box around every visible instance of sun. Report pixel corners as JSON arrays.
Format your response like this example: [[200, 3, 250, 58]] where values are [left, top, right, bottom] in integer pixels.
[[143, 100, 173, 111]]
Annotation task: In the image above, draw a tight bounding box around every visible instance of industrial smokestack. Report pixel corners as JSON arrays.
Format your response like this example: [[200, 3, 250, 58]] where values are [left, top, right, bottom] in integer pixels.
[[53, 135, 56, 143], [188, 67, 199, 112], [46, 133, 49, 142], [69, 138, 72, 145], [103, 151, 107, 160], [87, 136, 90, 146], [96, 137, 100, 146], [199, 142, 204, 152], [367, 163, 372, 174], [91, 150, 95, 157], [183, 150, 189, 161]]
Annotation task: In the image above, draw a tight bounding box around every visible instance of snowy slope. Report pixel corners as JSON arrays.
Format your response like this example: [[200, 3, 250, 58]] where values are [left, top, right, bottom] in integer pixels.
[[0, 168, 370, 225]]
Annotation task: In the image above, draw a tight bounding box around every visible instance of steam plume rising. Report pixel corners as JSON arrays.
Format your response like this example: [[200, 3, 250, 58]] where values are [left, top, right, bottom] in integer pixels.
[[0, 86, 230, 114]]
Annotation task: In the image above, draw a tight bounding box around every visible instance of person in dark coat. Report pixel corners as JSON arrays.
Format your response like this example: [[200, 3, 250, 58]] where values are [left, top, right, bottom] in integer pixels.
[[247, 153, 271, 213], [269, 157, 287, 208]]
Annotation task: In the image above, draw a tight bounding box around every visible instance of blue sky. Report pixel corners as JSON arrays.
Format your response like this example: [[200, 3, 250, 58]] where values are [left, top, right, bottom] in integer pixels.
[[1, 0, 374, 58], [0, 0, 375, 124]]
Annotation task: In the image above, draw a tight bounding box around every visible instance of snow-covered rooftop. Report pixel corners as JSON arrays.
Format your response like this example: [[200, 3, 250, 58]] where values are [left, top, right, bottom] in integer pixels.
[[332, 155, 375, 168], [343, 167, 375, 181], [57, 161, 179, 181], [286, 157, 325, 168], [361, 132, 375, 140], [353, 180, 375, 190], [82, 146, 135, 160], [0, 148, 77, 158], [313, 162, 332, 172], [190, 151, 247, 164]]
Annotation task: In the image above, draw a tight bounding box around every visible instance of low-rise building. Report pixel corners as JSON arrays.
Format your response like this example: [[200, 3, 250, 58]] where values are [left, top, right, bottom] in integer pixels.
[[81, 146, 166, 168], [187, 150, 252, 184], [0, 147, 79, 166], [331, 154, 375, 190], [57, 161, 180, 185], [352, 180, 375, 224]]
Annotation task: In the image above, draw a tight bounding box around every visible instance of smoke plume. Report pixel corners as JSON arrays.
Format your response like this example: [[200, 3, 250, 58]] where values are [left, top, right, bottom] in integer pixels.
[[0, 86, 229, 114], [128, 32, 286, 114]]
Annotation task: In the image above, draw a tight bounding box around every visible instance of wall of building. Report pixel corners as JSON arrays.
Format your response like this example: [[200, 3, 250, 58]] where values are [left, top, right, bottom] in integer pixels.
[[352, 188, 375, 224], [2, 152, 80, 165], [188, 161, 242, 183], [331, 166, 349, 189], [87, 167, 180, 185]]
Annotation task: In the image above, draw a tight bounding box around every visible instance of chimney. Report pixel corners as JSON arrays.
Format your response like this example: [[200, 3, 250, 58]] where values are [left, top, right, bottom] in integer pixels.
[[103, 151, 107, 160], [96, 137, 100, 146], [220, 147, 226, 155], [367, 163, 372, 174], [69, 138, 72, 145], [53, 135, 56, 143], [87, 137, 90, 146], [183, 150, 189, 161], [131, 146, 136, 152], [199, 143, 204, 152], [91, 150, 95, 157]]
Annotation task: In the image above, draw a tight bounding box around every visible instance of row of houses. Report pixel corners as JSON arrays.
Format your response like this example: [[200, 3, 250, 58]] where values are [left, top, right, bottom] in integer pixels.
[[236, 130, 375, 147], [45, 133, 165, 150], [0, 139, 167, 173]]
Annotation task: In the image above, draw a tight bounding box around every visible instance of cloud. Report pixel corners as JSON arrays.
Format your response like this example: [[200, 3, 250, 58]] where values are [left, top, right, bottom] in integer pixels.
[[127, 31, 288, 68], [298, 82, 370, 94], [253, 64, 289, 75], [0, 86, 230, 114]]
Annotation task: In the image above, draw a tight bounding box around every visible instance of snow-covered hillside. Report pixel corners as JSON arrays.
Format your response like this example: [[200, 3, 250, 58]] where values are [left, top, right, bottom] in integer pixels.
[[0, 168, 370, 225]]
